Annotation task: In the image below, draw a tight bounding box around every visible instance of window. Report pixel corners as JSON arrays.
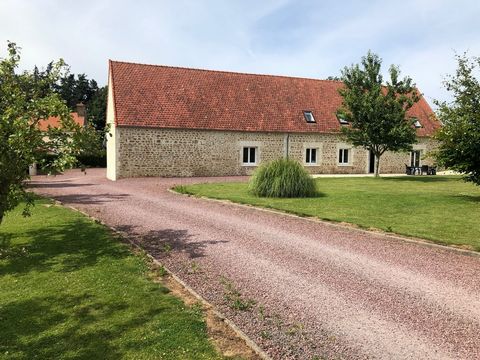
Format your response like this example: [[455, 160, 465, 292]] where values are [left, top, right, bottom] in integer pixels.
[[305, 148, 317, 164], [338, 148, 349, 165], [411, 117, 422, 128], [411, 150, 421, 167], [337, 115, 349, 125], [242, 147, 257, 165], [303, 111, 316, 123]]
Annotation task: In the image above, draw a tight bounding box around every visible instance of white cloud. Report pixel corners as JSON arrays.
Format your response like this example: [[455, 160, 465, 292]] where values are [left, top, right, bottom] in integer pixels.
[[1, 0, 479, 103]]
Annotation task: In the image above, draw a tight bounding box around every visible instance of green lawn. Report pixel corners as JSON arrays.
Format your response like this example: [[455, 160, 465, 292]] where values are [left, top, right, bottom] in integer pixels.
[[176, 176, 480, 251], [0, 199, 221, 359]]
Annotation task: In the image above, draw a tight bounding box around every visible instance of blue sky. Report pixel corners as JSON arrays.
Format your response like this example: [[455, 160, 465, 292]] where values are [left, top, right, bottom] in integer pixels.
[[1, 0, 479, 104]]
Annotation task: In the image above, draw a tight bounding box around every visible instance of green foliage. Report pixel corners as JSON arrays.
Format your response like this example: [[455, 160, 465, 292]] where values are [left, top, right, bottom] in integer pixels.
[[0, 42, 102, 224], [338, 51, 420, 176], [220, 276, 256, 311], [34, 64, 107, 130], [249, 158, 317, 198], [434, 53, 480, 185], [86, 85, 107, 130]]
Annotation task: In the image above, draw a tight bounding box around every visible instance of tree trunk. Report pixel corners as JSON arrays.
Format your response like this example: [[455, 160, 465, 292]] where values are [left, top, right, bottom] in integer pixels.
[[375, 154, 381, 177]]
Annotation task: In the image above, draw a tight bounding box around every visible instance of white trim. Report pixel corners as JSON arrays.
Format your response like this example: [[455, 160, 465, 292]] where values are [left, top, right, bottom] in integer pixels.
[[336, 143, 354, 166], [303, 142, 323, 166], [239, 142, 260, 166]]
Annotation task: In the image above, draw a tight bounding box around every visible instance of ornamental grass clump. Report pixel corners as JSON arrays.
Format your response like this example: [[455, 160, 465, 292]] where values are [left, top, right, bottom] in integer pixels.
[[249, 158, 317, 198]]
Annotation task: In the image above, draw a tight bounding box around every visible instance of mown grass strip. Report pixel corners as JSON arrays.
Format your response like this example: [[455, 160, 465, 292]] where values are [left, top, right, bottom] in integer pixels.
[[0, 198, 222, 359]]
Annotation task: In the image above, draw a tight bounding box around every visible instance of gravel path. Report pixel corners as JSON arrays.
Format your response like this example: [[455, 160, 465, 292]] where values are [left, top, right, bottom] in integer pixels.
[[30, 169, 480, 359]]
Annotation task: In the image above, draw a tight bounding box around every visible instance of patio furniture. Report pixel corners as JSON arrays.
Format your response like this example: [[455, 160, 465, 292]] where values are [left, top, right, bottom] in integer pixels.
[[421, 165, 429, 175], [405, 164, 413, 175], [428, 166, 437, 175]]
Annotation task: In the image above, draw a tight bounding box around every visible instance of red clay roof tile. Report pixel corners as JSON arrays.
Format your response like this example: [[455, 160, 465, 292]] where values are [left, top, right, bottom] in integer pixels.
[[37, 112, 85, 131], [109, 61, 440, 136]]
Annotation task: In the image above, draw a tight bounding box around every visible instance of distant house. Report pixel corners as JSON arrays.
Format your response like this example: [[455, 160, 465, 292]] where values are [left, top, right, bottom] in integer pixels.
[[106, 61, 440, 180], [29, 104, 86, 176], [37, 104, 86, 131]]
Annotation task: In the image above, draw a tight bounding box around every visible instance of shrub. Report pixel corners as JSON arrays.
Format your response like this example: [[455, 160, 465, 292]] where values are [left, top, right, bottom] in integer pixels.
[[76, 150, 107, 168], [248, 158, 317, 198]]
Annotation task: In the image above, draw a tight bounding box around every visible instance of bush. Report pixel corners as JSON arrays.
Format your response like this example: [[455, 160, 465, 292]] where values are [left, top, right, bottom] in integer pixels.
[[248, 158, 317, 198], [76, 150, 107, 168]]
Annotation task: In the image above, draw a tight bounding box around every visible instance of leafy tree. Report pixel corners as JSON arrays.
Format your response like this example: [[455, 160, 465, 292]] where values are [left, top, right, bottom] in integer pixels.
[[0, 42, 101, 224], [434, 54, 480, 185], [338, 51, 420, 176], [51, 72, 107, 130], [87, 85, 107, 130]]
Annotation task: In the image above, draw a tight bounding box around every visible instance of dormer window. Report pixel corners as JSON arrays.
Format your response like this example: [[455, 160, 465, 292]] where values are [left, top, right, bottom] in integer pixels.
[[303, 111, 316, 123], [413, 118, 422, 128], [337, 115, 349, 125]]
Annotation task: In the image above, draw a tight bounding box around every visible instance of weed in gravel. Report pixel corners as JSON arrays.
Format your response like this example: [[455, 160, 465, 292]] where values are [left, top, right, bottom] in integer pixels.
[[260, 330, 272, 340], [188, 261, 202, 274], [257, 304, 266, 321], [220, 276, 256, 311], [286, 322, 304, 336], [162, 243, 172, 254], [271, 313, 284, 328], [386, 226, 393, 232]]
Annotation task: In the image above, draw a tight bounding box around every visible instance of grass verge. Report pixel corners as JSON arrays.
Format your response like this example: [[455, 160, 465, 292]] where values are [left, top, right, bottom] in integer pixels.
[[174, 176, 480, 251], [0, 198, 222, 359]]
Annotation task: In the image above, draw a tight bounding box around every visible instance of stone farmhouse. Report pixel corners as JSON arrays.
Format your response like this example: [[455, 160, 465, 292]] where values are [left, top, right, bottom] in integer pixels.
[[106, 61, 440, 180]]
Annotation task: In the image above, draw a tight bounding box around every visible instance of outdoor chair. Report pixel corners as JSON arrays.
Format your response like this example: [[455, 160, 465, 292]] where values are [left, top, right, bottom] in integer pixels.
[[421, 165, 429, 175], [428, 166, 437, 175], [405, 164, 412, 175]]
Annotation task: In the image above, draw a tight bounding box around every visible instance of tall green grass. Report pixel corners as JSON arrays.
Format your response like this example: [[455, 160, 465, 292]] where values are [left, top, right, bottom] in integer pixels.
[[248, 158, 317, 198]]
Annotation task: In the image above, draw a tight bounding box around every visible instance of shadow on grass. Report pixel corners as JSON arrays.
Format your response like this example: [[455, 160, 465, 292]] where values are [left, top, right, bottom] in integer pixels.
[[451, 194, 480, 203], [0, 220, 128, 276], [116, 225, 228, 259], [0, 293, 165, 359], [379, 176, 452, 183]]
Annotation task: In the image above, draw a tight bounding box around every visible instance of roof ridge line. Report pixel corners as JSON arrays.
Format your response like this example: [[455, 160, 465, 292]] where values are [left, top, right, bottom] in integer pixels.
[[109, 59, 344, 83]]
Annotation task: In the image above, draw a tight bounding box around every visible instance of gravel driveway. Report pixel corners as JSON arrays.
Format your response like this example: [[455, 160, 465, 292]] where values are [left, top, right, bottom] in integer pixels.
[[30, 169, 480, 359]]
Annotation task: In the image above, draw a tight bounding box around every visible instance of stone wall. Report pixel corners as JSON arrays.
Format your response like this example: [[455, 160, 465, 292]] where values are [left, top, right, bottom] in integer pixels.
[[109, 126, 438, 179]]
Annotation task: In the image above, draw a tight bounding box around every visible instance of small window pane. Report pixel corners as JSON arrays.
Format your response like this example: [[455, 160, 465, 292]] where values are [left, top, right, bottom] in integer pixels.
[[303, 111, 316, 123], [339, 149, 343, 163], [250, 147, 256, 163], [243, 147, 249, 163], [311, 149, 316, 163], [306, 148, 311, 163], [344, 149, 349, 163]]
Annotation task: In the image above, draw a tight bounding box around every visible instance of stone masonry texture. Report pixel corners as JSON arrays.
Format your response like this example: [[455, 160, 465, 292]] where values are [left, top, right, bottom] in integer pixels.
[[113, 127, 438, 178]]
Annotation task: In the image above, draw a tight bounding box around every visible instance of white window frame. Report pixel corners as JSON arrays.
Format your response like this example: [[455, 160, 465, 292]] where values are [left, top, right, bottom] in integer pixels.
[[242, 146, 257, 165], [305, 147, 318, 165], [303, 111, 316, 123], [338, 148, 350, 166]]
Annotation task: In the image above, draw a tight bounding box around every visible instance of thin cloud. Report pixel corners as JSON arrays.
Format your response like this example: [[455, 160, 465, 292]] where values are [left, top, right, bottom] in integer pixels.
[[0, 0, 479, 103]]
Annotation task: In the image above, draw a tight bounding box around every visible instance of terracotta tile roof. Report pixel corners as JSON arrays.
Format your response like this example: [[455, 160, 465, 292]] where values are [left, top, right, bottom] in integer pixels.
[[38, 112, 85, 131], [109, 61, 440, 136]]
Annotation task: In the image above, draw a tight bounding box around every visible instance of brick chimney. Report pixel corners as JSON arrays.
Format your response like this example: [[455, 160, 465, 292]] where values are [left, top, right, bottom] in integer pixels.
[[76, 103, 86, 118]]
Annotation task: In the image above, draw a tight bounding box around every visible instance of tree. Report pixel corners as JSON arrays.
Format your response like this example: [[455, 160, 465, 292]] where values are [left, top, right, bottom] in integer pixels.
[[51, 72, 107, 130], [338, 51, 420, 176], [87, 85, 107, 130], [434, 54, 480, 185], [0, 42, 99, 224]]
